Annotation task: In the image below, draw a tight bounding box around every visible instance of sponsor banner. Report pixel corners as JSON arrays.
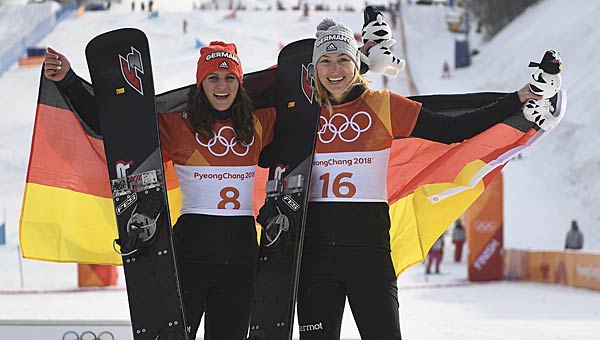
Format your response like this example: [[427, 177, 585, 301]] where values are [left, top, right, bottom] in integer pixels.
[[571, 253, 600, 290], [527, 251, 567, 284], [504, 249, 529, 281], [465, 173, 503, 281], [0, 320, 131, 340], [504, 249, 600, 291], [78, 264, 118, 287]]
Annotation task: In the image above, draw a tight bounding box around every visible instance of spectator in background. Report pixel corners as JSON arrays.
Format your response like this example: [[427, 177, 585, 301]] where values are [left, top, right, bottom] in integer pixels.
[[389, 5, 397, 29], [426, 234, 444, 274], [452, 220, 466, 262], [442, 60, 451, 78], [565, 220, 584, 250]]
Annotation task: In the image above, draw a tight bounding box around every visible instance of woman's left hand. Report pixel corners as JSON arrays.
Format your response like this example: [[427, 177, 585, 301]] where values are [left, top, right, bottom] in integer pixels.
[[360, 41, 376, 55], [517, 83, 543, 103]]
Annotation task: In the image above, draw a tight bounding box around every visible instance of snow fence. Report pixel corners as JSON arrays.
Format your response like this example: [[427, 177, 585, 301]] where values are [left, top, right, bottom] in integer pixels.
[[0, 2, 80, 77]]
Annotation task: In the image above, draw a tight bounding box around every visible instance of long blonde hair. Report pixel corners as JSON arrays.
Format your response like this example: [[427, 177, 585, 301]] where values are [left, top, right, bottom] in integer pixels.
[[314, 67, 369, 113]]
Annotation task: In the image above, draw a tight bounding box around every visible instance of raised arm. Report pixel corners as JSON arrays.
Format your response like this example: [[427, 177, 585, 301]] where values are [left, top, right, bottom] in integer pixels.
[[44, 47, 101, 134], [411, 84, 541, 144]]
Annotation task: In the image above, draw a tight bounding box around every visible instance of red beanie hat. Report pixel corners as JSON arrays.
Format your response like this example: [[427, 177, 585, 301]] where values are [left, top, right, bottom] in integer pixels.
[[196, 41, 243, 88]]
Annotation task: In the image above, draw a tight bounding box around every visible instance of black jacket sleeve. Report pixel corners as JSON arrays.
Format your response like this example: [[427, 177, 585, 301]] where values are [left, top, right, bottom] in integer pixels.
[[410, 92, 522, 144], [57, 68, 102, 135]]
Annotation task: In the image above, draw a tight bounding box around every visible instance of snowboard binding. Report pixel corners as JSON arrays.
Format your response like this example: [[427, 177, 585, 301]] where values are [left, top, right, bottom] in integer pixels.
[[257, 174, 304, 252], [262, 201, 290, 248], [112, 170, 162, 256], [113, 189, 163, 256]]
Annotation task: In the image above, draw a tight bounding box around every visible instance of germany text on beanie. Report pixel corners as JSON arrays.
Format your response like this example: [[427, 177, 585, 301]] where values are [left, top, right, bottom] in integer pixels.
[[313, 18, 360, 67], [196, 41, 243, 87]]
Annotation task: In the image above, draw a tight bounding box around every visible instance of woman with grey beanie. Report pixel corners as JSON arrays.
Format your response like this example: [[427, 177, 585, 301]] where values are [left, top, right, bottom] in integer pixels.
[[296, 17, 543, 340]]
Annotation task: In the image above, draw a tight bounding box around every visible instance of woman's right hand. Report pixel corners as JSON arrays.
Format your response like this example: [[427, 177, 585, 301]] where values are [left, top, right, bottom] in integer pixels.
[[44, 47, 71, 82]]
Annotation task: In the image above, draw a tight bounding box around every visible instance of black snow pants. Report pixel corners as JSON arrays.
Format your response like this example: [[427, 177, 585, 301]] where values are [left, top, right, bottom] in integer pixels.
[[173, 213, 258, 340], [297, 246, 402, 340]]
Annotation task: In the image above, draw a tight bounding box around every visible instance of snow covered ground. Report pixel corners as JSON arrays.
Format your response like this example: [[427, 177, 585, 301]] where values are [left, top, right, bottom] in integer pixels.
[[0, 0, 599, 339], [402, 0, 600, 251], [2, 241, 599, 340]]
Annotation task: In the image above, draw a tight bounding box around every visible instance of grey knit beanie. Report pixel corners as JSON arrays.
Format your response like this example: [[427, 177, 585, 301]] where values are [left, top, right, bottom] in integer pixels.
[[313, 17, 360, 67]]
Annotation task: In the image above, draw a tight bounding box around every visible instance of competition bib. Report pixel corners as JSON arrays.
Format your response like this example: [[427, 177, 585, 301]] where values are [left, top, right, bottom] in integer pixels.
[[309, 149, 390, 202], [175, 165, 257, 216]]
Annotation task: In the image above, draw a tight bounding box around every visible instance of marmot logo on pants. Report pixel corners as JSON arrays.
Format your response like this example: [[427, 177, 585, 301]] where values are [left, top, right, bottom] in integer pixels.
[[299, 322, 323, 332]]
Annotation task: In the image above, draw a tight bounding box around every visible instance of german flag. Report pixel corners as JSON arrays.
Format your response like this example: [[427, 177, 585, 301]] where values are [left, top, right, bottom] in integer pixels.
[[385, 92, 565, 276], [19, 71, 182, 265], [20, 70, 566, 276]]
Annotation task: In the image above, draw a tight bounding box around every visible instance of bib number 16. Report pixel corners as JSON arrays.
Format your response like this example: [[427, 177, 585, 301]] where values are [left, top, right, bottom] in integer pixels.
[[318, 172, 356, 198]]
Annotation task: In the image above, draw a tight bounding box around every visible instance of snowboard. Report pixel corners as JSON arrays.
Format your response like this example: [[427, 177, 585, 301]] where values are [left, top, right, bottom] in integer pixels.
[[247, 38, 320, 340], [86, 28, 188, 340]]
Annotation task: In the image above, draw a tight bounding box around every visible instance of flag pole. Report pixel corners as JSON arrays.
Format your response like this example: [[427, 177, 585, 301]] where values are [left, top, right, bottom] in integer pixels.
[[17, 243, 24, 289], [9, 207, 25, 289]]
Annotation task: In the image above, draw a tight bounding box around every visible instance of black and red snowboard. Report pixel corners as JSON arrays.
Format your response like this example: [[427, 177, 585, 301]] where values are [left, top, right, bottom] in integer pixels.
[[86, 28, 188, 340], [247, 38, 320, 340]]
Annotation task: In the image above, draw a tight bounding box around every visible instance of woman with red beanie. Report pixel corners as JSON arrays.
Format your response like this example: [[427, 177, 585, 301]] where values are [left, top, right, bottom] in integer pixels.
[[43, 41, 276, 339]]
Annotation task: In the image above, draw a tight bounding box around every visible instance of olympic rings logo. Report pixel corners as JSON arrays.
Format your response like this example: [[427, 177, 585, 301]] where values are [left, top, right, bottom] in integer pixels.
[[473, 220, 498, 233], [62, 330, 115, 340], [318, 111, 372, 144], [196, 126, 254, 157]]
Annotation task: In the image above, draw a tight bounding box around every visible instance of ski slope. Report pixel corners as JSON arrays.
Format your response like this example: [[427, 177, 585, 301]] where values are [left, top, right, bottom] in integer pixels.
[[402, 0, 600, 252], [0, 0, 599, 339]]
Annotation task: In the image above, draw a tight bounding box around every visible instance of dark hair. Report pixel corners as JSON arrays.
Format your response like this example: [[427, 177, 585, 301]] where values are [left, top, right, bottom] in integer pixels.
[[186, 86, 255, 145]]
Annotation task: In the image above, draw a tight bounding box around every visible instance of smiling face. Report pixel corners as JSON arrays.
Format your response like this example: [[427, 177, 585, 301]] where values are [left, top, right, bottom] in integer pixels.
[[201, 71, 240, 111], [315, 52, 357, 102]]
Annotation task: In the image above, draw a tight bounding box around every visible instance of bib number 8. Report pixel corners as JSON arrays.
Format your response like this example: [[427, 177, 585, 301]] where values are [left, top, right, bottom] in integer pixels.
[[218, 187, 241, 209]]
